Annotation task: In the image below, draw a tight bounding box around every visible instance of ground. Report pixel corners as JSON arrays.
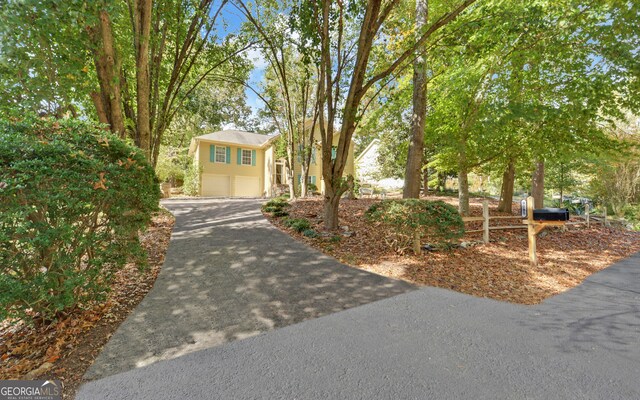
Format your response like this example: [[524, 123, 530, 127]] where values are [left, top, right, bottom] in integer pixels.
[[0, 209, 174, 399], [266, 195, 640, 304]]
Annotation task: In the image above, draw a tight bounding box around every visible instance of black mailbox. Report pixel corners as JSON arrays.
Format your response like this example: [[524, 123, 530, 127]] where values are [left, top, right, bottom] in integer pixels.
[[533, 208, 570, 221]]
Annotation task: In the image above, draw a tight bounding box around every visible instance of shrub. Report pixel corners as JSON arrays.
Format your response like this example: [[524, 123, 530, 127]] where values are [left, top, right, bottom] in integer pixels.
[[622, 204, 640, 230], [272, 210, 289, 218], [302, 229, 319, 238], [182, 155, 201, 196], [0, 116, 160, 324], [283, 218, 311, 233], [365, 199, 464, 254]]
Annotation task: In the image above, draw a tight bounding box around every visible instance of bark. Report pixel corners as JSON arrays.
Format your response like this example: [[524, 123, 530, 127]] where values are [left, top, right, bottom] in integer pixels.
[[423, 166, 430, 196], [90, 91, 109, 126], [134, 0, 153, 160], [497, 159, 516, 212], [300, 163, 309, 198], [531, 160, 545, 209], [93, 10, 125, 137], [403, 0, 428, 199], [458, 166, 470, 216]]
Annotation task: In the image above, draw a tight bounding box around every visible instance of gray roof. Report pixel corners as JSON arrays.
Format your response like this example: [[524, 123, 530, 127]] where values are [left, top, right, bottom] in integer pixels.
[[194, 130, 277, 147]]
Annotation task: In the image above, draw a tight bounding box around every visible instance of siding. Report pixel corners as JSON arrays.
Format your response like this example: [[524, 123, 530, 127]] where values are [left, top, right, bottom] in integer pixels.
[[198, 141, 265, 196]]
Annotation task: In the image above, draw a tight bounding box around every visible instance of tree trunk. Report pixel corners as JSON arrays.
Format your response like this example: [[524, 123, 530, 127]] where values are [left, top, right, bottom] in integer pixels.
[[94, 10, 125, 138], [323, 189, 341, 230], [531, 160, 545, 208], [458, 166, 470, 216], [423, 166, 430, 196], [497, 159, 515, 212], [134, 0, 153, 160], [301, 163, 309, 198], [403, 0, 428, 199]]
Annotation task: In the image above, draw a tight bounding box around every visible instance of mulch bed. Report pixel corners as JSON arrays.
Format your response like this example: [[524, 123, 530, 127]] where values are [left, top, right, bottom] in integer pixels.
[[0, 209, 175, 399], [266, 196, 640, 305]]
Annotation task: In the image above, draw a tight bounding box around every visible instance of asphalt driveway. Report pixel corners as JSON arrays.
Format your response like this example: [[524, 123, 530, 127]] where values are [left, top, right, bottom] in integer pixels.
[[80, 199, 640, 399], [85, 198, 415, 380]]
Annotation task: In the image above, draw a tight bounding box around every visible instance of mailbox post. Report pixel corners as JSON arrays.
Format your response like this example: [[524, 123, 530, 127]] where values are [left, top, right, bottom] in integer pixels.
[[522, 196, 568, 266]]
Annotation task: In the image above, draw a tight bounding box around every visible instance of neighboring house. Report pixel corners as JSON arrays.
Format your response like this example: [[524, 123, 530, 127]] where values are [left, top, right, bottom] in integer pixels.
[[188, 130, 279, 197], [188, 129, 356, 198], [355, 139, 381, 183], [355, 138, 404, 190]]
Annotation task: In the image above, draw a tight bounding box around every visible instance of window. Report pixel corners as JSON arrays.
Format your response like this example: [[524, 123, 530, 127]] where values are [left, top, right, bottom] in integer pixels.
[[215, 146, 227, 163], [241, 149, 252, 165], [331, 146, 337, 160]]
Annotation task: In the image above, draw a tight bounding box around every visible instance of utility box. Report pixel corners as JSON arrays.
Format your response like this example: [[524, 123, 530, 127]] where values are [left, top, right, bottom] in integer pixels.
[[533, 208, 570, 221]]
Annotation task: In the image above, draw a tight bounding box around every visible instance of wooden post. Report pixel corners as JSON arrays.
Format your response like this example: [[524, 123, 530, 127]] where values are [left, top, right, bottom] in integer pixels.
[[526, 196, 537, 266], [604, 205, 609, 227], [482, 200, 490, 243], [585, 203, 590, 228]]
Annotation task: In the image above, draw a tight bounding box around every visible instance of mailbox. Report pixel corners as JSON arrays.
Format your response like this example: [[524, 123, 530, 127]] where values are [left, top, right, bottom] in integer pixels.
[[533, 208, 570, 221]]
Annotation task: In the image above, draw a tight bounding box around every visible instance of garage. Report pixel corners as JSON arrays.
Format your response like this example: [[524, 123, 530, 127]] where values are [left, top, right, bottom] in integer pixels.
[[201, 174, 230, 197], [235, 176, 261, 197]]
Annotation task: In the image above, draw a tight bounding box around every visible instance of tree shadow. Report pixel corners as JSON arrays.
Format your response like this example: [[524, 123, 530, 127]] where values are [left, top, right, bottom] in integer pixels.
[[85, 198, 415, 380]]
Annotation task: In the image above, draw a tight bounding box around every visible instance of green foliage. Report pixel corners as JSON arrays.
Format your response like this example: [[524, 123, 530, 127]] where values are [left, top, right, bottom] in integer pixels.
[[262, 197, 290, 217], [365, 199, 464, 252], [0, 116, 160, 324], [302, 229, 319, 238], [283, 218, 312, 233], [622, 205, 640, 231], [155, 147, 188, 185], [273, 210, 289, 218], [182, 156, 201, 196]]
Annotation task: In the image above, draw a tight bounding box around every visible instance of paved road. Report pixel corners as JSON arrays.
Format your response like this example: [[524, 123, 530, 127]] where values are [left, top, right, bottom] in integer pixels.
[[85, 199, 415, 380], [78, 208, 640, 399]]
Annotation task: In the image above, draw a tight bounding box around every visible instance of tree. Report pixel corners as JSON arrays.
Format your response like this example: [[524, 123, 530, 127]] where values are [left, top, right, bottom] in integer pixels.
[[298, 0, 477, 230]]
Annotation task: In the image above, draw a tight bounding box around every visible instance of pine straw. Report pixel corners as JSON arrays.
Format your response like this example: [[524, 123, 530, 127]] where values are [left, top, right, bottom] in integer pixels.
[[0, 209, 175, 399], [266, 196, 640, 305]]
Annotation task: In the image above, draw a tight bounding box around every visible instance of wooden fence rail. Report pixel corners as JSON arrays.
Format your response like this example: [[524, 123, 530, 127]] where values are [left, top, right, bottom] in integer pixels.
[[462, 200, 608, 244]]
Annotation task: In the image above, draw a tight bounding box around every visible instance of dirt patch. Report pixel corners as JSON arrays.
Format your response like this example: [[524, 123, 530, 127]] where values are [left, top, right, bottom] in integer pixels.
[[0, 209, 175, 399], [266, 196, 640, 305]]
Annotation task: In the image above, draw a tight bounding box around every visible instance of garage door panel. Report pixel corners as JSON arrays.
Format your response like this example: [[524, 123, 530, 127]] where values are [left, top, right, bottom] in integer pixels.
[[235, 176, 260, 197], [201, 174, 230, 197]]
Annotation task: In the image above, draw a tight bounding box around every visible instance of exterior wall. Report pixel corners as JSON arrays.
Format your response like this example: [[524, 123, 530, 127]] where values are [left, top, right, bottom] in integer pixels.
[[355, 140, 380, 183], [197, 140, 265, 197]]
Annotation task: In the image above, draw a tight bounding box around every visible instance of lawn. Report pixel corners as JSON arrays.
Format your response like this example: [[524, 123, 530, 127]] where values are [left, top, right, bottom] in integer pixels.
[[266, 196, 640, 305]]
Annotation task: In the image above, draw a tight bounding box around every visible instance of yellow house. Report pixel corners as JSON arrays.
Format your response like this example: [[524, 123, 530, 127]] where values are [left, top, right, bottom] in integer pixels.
[[188, 130, 279, 197], [188, 129, 355, 197]]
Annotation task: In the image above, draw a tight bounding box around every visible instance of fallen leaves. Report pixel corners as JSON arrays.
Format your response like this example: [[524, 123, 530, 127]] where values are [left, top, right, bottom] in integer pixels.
[[267, 196, 640, 305], [0, 208, 175, 398]]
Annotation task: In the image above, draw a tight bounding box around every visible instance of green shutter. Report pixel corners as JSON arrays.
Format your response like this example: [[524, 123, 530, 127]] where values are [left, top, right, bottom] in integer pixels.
[[251, 149, 256, 166], [226, 146, 231, 164], [311, 175, 316, 185], [210, 145, 215, 162], [331, 147, 337, 160], [237, 148, 242, 165], [297, 174, 302, 185]]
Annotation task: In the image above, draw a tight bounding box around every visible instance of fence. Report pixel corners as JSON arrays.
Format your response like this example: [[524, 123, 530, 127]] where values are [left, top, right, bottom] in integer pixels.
[[463, 200, 609, 244]]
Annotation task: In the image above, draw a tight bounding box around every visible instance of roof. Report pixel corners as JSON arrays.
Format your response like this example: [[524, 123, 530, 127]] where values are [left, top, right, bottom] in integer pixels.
[[189, 130, 279, 155], [355, 139, 380, 163], [195, 130, 277, 147]]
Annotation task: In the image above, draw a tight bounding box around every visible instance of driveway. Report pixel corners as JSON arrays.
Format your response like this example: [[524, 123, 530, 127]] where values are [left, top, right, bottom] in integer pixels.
[[78, 197, 640, 398], [85, 199, 416, 380]]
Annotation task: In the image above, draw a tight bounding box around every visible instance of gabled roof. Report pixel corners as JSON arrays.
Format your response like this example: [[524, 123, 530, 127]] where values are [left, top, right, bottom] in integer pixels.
[[189, 130, 279, 155], [355, 139, 380, 163], [195, 130, 277, 147]]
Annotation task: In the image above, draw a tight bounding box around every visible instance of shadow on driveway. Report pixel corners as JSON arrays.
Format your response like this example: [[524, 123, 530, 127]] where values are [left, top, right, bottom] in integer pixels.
[[85, 199, 415, 380]]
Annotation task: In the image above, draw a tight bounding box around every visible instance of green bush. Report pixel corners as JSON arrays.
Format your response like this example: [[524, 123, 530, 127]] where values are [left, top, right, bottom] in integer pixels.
[[623, 204, 640, 230], [183, 155, 201, 196], [302, 229, 319, 238], [272, 210, 289, 218], [0, 116, 160, 324], [283, 218, 311, 233], [365, 199, 464, 254]]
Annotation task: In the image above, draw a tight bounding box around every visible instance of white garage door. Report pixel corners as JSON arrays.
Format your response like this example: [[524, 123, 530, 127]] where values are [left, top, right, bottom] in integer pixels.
[[201, 174, 230, 197], [235, 176, 261, 197]]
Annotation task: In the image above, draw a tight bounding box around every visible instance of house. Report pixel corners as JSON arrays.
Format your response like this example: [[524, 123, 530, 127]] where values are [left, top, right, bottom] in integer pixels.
[[355, 138, 404, 190], [188, 129, 356, 197], [188, 130, 279, 197]]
